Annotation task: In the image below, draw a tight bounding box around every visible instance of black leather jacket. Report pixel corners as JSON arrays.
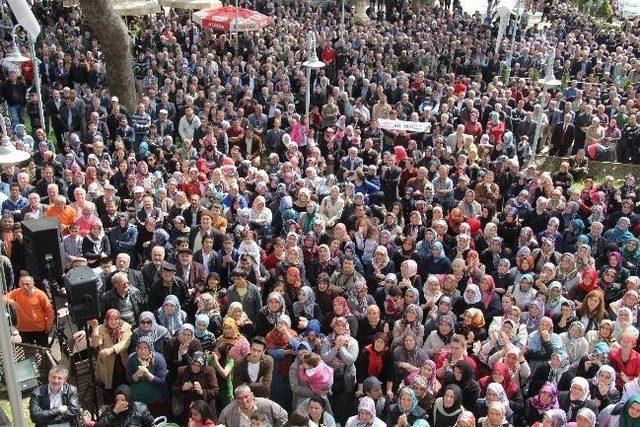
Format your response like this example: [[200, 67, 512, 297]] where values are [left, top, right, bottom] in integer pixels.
[[96, 401, 155, 427], [29, 383, 82, 427]]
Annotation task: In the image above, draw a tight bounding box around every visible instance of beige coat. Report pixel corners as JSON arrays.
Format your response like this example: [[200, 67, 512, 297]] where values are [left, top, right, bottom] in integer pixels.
[[90, 322, 132, 388]]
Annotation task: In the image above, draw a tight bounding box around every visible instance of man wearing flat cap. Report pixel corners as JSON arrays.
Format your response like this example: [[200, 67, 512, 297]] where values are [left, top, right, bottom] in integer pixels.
[[176, 247, 206, 295], [148, 261, 188, 310]]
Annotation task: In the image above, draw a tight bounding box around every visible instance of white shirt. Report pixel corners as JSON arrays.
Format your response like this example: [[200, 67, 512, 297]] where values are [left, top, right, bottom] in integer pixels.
[[201, 251, 213, 276], [247, 361, 260, 382], [48, 386, 62, 410]]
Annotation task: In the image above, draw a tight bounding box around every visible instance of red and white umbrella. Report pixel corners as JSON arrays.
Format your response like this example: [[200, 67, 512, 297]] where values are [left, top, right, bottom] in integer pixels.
[[193, 5, 270, 32]]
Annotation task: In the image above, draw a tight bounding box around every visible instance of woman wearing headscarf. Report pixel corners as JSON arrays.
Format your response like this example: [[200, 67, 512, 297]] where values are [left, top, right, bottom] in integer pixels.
[[622, 237, 640, 273], [125, 336, 168, 415], [130, 311, 169, 354], [606, 394, 640, 427], [611, 290, 640, 324], [293, 285, 322, 323], [216, 317, 250, 362], [344, 396, 386, 427], [399, 259, 423, 292], [432, 383, 464, 426], [195, 291, 223, 337], [588, 364, 620, 412], [356, 332, 393, 396], [323, 295, 359, 337], [172, 351, 218, 422], [321, 316, 359, 425], [386, 387, 428, 426], [560, 321, 589, 364], [568, 267, 600, 303], [601, 251, 631, 284], [522, 299, 546, 333], [225, 301, 255, 339], [526, 316, 565, 374], [422, 275, 443, 320], [155, 294, 187, 336], [424, 241, 453, 274], [524, 382, 559, 425], [453, 283, 483, 316], [89, 309, 132, 404], [479, 362, 523, 412], [193, 314, 216, 348], [586, 319, 617, 352], [491, 258, 515, 294], [556, 253, 581, 293], [533, 408, 566, 427], [604, 217, 635, 246], [356, 304, 389, 348], [265, 314, 298, 411], [559, 377, 597, 423], [96, 384, 155, 427], [163, 323, 202, 392], [546, 282, 569, 317], [348, 280, 376, 322], [365, 245, 396, 290], [422, 313, 456, 358], [478, 276, 502, 323], [392, 304, 424, 348], [82, 222, 111, 267], [479, 401, 511, 427], [255, 291, 287, 338], [476, 382, 514, 424], [615, 307, 640, 340], [454, 308, 486, 354]]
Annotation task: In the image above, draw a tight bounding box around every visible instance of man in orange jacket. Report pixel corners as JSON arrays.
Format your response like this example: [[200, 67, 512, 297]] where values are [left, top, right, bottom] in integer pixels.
[[4, 275, 54, 346]]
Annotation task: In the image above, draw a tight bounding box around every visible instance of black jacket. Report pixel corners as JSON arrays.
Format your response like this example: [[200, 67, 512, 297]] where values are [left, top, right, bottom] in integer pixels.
[[29, 383, 82, 427], [97, 402, 154, 427], [99, 286, 147, 325]]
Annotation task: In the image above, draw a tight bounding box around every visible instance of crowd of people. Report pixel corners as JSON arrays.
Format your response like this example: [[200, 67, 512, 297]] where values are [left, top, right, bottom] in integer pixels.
[[0, 0, 637, 425]]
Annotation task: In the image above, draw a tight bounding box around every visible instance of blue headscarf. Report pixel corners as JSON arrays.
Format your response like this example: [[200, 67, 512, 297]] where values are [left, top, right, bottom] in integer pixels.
[[156, 295, 184, 336], [194, 314, 210, 339]]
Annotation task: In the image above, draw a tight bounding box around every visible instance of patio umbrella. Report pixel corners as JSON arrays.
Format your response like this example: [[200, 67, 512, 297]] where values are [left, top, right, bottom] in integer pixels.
[[158, 0, 222, 9], [193, 5, 270, 32], [113, 0, 162, 17]]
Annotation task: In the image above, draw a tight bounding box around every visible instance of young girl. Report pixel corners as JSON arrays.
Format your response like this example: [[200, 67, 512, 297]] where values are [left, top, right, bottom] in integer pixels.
[[297, 352, 334, 396], [187, 400, 216, 427]]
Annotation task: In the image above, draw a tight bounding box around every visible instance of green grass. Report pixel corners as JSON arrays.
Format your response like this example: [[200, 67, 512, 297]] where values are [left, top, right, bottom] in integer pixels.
[[0, 391, 35, 427]]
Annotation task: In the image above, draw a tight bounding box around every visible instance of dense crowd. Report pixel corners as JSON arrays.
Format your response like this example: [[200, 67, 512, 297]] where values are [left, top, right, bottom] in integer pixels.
[[1, 0, 640, 426]]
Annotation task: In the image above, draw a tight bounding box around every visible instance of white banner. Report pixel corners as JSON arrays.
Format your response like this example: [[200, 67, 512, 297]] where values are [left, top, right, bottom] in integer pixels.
[[377, 119, 430, 133]]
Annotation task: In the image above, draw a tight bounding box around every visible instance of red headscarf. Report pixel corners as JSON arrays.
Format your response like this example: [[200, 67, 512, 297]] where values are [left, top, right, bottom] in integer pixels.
[[333, 296, 352, 317], [579, 268, 600, 293], [481, 276, 496, 308], [479, 361, 519, 398]]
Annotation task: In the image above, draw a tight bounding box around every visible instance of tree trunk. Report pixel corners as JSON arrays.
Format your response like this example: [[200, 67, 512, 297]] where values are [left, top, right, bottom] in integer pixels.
[[78, 0, 137, 112]]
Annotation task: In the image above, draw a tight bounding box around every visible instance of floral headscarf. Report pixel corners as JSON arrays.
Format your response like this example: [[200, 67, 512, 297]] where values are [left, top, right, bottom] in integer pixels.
[[530, 382, 559, 412], [463, 283, 481, 305]]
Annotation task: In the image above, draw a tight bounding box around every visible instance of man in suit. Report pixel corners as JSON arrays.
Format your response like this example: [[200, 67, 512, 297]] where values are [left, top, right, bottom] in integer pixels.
[[175, 248, 206, 294], [339, 147, 364, 178], [46, 89, 65, 146], [103, 252, 145, 295], [193, 235, 217, 277], [19, 192, 45, 221], [232, 336, 273, 398], [59, 96, 85, 137], [154, 108, 175, 137], [141, 245, 165, 293], [29, 366, 82, 427], [549, 113, 576, 157]]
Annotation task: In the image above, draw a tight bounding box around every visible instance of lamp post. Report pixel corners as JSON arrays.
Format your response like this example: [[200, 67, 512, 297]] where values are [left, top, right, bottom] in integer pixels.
[[505, 0, 524, 83], [5, 25, 46, 133], [531, 44, 561, 157], [340, 0, 345, 42], [302, 31, 325, 124], [0, 114, 30, 427]]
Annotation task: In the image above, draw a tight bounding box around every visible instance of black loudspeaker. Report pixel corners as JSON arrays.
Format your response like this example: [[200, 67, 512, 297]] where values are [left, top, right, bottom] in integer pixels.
[[21, 218, 64, 282], [65, 266, 100, 325]]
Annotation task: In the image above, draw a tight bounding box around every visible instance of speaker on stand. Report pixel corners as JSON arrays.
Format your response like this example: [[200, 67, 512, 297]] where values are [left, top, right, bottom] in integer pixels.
[[64, 265, 101, 420]]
